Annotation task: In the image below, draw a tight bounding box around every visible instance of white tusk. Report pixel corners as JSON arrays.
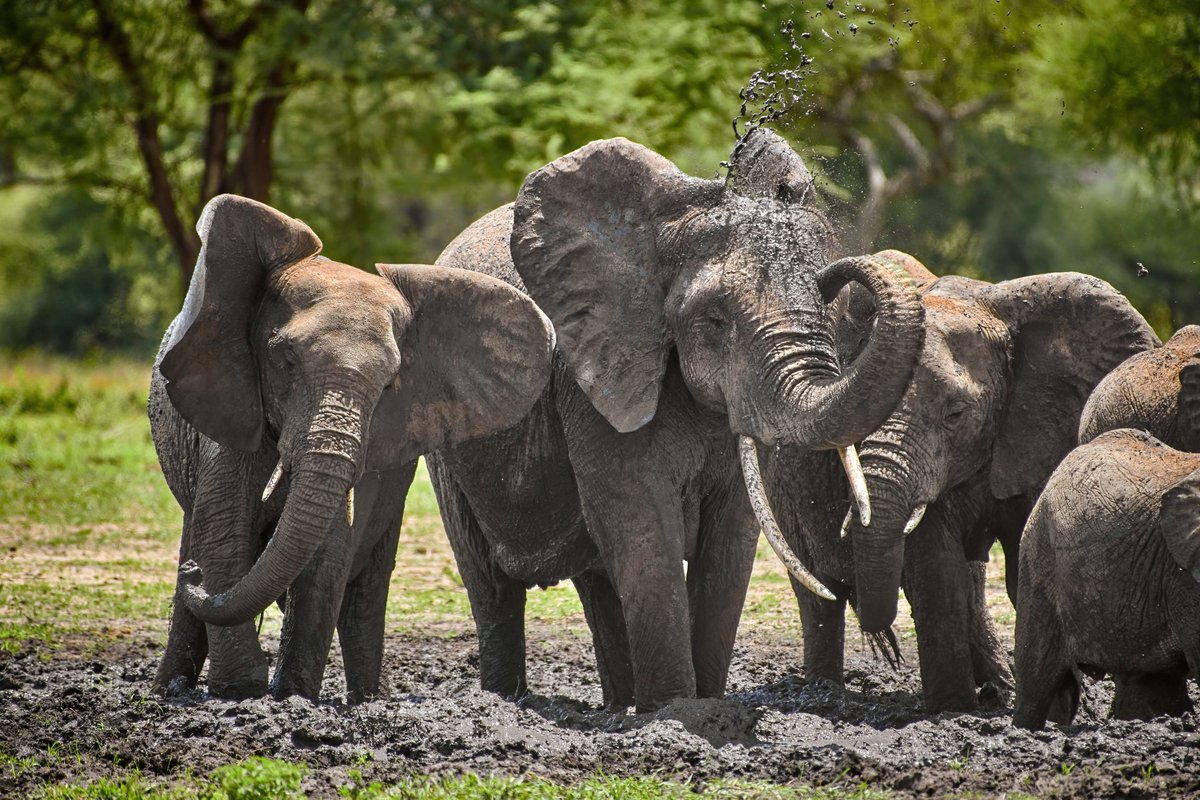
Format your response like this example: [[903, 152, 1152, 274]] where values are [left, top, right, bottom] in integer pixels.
[[738, 436, 836, 601], [840, 507, 854, 539], [346, 487, 355, 528], [837, 445, 871, 527], [261, 460, 284, 503], [903, 504, 927, 535]]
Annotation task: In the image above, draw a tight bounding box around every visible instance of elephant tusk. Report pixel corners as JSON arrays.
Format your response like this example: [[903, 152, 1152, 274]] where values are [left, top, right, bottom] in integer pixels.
[[346, 487, 355, 528], [738, 436, 836, 602], [903, 504, 927, 535], [840, 507, 854, 539], [837, 446, 871, 527], [261, 460, 284, 503]]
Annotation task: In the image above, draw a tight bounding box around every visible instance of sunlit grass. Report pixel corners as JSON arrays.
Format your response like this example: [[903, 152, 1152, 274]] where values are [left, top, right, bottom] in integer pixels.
[[32, 756, 896, 799]]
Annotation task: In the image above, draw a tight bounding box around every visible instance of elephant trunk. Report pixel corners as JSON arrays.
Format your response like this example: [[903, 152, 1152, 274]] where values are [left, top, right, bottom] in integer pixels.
[[798, 255, 925, 449], [179, 388, 366, 626], [848, 441, 917, 632]]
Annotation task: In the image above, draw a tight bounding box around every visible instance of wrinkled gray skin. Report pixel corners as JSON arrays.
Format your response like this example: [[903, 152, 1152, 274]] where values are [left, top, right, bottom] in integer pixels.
[[1014, 429, 1200, 730], [428, 133, 927, 712], [150, 194, 554, 702], [768, 257, 1159, 712], [1079, 325, 1200, 452]]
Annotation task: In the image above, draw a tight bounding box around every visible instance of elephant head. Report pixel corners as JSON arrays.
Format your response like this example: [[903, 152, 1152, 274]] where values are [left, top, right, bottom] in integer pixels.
[[1079, 324, 1200, 452], [508, 133, 927, 595], [164, 194, 554, 625], [837, 260, 1159, 631]]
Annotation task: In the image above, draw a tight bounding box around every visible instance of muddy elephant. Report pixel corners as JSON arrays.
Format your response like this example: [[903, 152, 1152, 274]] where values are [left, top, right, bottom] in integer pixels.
[[150, 194, 554, 702], [428, 131, 928, 712], [1079, 324, 1199, 451], [767, 256, 1159, 712], [1013, 428, 1200, 729]]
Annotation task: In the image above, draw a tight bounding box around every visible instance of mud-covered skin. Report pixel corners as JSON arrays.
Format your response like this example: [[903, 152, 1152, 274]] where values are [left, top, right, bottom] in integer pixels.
[[1014, 429, 1200, 730], [430, 134, 928, 713], [150, 194, 555, 703], [3, 631, 1200, 798], [1079, 324, 1200, 451], [766, 259, 1159, 714]]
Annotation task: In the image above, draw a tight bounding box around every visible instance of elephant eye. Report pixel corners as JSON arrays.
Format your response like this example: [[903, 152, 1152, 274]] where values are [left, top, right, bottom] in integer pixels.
[[944, 401, 969, 423]]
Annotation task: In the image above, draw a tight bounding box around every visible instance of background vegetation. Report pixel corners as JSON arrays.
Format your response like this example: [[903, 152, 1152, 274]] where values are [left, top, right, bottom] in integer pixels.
[[0, 0, 1196, 353]]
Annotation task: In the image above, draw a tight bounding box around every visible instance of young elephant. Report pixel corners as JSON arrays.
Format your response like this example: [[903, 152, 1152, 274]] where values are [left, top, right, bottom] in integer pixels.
[[429, 131, 928, 712], [767, 256, 1159, 712], [1013, 429, 1200, 729], [151, 194, 553, 702], [1079, 324, 1200, 451]]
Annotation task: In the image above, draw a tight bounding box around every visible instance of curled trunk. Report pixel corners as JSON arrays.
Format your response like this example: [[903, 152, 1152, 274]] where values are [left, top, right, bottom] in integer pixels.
[[180, 390, 364, 626], [799, 255, 925, 449]]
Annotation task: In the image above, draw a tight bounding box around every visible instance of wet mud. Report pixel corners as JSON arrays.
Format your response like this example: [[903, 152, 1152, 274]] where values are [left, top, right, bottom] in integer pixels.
[[2, 628, 1198, 798]]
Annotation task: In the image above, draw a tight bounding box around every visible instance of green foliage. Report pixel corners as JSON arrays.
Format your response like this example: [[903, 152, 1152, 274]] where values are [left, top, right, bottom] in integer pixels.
[[202, 757, 307, 800], [1022, 0, 1200, 200], [38, 772, 193, 800]]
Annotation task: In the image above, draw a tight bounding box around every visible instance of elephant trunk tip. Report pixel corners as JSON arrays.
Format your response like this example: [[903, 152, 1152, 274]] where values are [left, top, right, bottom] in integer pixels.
[[855, 594, 900, 635]]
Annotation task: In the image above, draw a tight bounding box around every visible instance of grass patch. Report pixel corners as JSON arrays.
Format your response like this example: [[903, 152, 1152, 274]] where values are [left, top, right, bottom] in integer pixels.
[[34, 758, 894, 799]]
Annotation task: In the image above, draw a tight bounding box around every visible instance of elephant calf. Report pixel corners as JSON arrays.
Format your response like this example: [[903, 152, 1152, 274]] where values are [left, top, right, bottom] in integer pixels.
[[1013, 429, 1200, 729]]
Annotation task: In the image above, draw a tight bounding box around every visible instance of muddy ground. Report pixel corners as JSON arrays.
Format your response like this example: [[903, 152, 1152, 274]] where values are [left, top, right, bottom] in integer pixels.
[[2, 625, 1198, 799]]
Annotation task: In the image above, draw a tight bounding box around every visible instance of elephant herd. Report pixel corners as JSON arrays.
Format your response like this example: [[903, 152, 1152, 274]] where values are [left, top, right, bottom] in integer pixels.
[[145, 130, 1200, 733]]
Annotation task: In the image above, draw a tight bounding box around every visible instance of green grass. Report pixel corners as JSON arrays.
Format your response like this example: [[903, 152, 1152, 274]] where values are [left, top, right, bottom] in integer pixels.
[[32, 758, 894, 799]]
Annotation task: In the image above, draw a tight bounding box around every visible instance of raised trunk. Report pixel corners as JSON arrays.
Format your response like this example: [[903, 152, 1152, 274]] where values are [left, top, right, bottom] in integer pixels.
[[798, 254, 925, 448], [179, 390, 364, 626]]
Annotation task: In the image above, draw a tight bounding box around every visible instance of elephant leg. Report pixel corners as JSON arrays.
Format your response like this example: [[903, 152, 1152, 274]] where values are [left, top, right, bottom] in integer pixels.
[[1111, 672, 1193, 720], [1013, 571, 1077, 729], [687, 482, 758, 698], [573, 569, 634, 709], [427, 456, 528, 699], [190, 453, 270, 699], [153, 510, 209, 695], [966, 560, 1014, 699], [270, 517, 353, 701], [796, 578, 847, 685], [902, 515, 978, 713], [580, 481, 693, 711], [337, 465, 413, 703]]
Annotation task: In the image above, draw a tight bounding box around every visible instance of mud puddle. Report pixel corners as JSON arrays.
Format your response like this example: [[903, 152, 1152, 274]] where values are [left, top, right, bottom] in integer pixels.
[[1, 629, 1197, 798]]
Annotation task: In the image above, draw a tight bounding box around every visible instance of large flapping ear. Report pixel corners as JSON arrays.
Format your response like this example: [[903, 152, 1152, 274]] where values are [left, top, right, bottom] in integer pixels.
[[982, 272, 1160, 499], [374, 263, 555, 463], [510, 137, 721, 433], [1160, 465, 1200, 581], [726, 128, 816, 205], [160, 194, 322, 452]]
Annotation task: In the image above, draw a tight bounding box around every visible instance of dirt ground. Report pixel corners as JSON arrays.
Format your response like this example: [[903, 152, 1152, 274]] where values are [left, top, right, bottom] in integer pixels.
[[3, 622, 1199, 799]]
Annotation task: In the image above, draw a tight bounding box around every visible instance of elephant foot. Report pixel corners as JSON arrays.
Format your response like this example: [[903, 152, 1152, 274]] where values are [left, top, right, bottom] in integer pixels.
[[205, 624, 268, 700]]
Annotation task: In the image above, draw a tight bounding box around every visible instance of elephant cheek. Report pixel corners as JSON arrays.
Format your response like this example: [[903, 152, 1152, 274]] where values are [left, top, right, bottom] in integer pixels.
[[852, 533, 906, 633]]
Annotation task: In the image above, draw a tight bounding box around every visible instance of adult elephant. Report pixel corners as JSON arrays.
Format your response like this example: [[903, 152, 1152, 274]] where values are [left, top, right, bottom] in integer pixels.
[[428, 131, 927, 712], [151, 194, 554, 702], [1014, 429, 1200, 729], [767, 255, 1159, 712], [1079, 324, 1199, 451]]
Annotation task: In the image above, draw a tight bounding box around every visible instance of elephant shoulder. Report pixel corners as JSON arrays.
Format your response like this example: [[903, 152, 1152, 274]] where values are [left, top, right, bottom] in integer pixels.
[[436, 204, 526, 292]]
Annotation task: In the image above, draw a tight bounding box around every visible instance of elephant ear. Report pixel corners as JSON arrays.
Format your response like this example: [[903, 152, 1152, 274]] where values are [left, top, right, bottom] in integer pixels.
[[1160, 465, 1200, 582], [1171, 326, 1200, 452], [375, 263, 555, 462], [983, 272, 1160, 499], [726, 128, 816, 205], [160, 194, 322, 452], [511, 137, 721, 433]]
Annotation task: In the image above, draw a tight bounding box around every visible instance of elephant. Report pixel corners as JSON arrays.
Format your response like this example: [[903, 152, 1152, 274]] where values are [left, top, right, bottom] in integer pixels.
[[765, 254, 1159, 712], [1013, 428, 1200, 729], [1079, 324, 1200, 451], [426, 130, 928, 712], [149, 194, 554, 702]]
